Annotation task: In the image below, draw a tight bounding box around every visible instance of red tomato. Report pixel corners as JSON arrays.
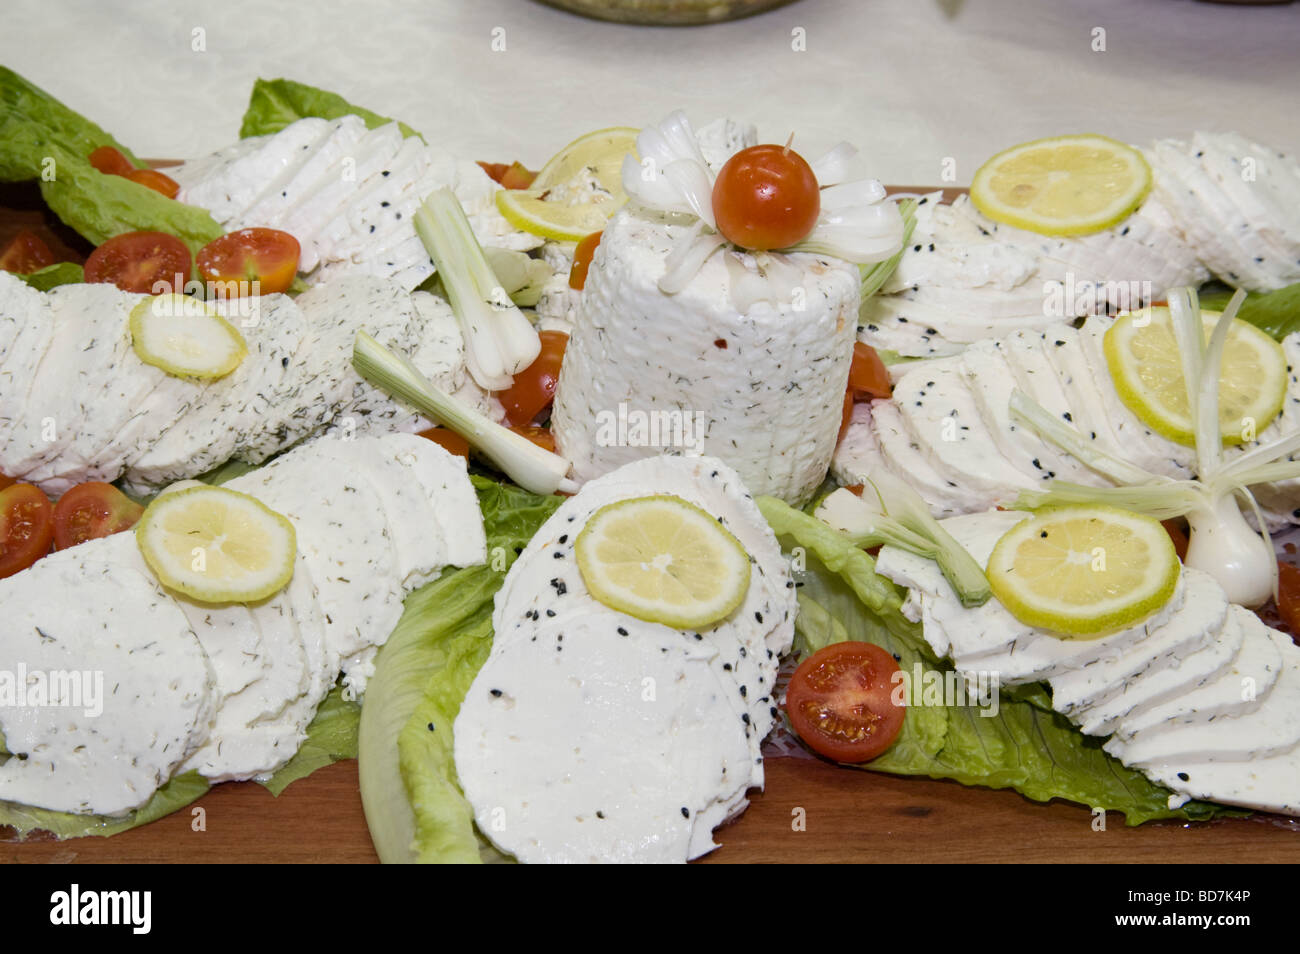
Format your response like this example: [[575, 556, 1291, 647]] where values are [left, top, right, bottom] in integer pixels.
[[88, 145, 136, 177], [52, 482, 144, 551], [847, 342, 891, 400], [0, 483, 54, 579], [197, 228, 300, 297], [712, 144, 821, 251], [0, 230, 57, 274], [84, 231, 191, 294], [569, 231, 602, 291], [1277, 562, 1300, 636], [417, 427, 470, 459], [509, 425, 557, 454], [498, 331, 568, 427], [785, 641, 905, 763], [126, 168, 181, 199]]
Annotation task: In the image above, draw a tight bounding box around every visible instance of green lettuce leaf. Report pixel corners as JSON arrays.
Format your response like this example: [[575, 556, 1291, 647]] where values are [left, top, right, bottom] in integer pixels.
[[258, 684, 360, 797], [0, 772, 210, 841], [1198, 281, 1300, 341], [359, 477, 562, 863], [239, 78, 421, 140], [0, 66, 224, 254], [19, 261, 83, 291], [757, 496, 1241, 826]]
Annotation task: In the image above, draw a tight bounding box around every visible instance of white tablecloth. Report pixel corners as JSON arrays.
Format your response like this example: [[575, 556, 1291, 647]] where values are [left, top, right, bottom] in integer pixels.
[[2, 0, 1298, 184]]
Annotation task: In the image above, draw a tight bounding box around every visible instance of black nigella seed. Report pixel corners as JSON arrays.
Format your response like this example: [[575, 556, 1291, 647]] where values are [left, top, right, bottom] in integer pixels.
[[546, 609, 556, 617], [617, 627, 628, 636], [550, 578, 567, 595], [1040, 530, 1048, 538], [1178, 772, 1189, 781], [553, 551, 564, 559], [755, 612, 763, 624], [723, 663, 732, 671], [489, 689, 502, 697], [427, 722, 436, 732], [558, 534, 568, 544], [681, 807, 689, 818]]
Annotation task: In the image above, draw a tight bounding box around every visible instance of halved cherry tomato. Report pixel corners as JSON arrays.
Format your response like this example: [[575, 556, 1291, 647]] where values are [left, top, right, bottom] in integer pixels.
[[126, 168, 180, 199], [785, 641, 905, 763], [509, 425, 557, 454], [847, 342, 891, 400], [417, 427, 470, 459], [498, 330, 568, 427], [1277, 561, 1300, 636], [84, 230, 191, 294], [0, 230, 56, 274], [569, 231, 602, 291], [88, 145, 136, 177], [712, 143, 821, 251], [52, 482, 144, 551], [0, 483, 54, 579], [197, 228, 300, 297]]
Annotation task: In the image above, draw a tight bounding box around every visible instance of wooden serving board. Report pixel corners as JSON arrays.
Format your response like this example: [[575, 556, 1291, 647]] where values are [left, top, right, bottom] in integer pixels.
[[2, 181, 1298, 864]]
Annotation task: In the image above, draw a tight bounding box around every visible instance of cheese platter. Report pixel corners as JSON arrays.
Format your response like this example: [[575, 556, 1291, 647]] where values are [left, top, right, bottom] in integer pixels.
[[2, 67, 1300, 864]]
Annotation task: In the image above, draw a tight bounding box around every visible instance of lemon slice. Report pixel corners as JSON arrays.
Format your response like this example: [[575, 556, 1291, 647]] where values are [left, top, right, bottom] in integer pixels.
[[970, 134, 1151, 236], [136, 485, 296, 603], [987, 505, 1179, 638], [575, 494, 751, 629], [496, 126, 638, 241], [1104, 306, 1287, 446], [129, 293, 247, 379]]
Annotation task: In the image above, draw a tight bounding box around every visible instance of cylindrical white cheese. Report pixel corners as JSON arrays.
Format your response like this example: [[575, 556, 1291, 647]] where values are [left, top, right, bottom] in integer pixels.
[[551, 207, 860, 506]]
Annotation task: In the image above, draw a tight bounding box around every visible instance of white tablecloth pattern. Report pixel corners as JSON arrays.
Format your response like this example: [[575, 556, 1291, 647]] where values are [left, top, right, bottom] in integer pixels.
[[2, 0, 1297, 184]]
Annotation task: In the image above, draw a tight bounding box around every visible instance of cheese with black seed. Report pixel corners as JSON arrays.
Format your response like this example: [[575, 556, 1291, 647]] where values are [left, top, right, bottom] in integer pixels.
[[551, 206, 861, 506], [455, 456, 794, 862]]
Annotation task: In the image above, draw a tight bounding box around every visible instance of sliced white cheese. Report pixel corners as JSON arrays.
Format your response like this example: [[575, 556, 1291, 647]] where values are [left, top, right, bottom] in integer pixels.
[[0, 542, 215, 816]]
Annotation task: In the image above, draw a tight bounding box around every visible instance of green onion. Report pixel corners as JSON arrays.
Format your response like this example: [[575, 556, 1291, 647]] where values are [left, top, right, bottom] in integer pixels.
[[414, 189, 541, 390], [353, 331, 577, 496], [816, 471, 991, 606], [859, 198, 917, 303], [1009, 286, 1289, 607]]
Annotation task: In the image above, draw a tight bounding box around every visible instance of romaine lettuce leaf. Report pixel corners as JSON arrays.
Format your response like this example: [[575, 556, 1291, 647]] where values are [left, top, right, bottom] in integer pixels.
[[239, 78, 421, 140], [359, 477, 562, 863], [258, 685, 360, 797], [0, 772, 210, 841], [0, 66, 224, 254], [19, 261, 83, 291], [757, 496, 1241, 826], [1199, 281, 1300, 342]]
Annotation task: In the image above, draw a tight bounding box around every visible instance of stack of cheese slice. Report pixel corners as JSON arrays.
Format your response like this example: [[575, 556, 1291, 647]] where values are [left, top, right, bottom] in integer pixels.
[[833, 317, 1300, 527], [0, 271, 489, 496], [172, 115, 539, 291], [873, 509, 1300, 816], [0, 433, 485, 817], [454, 456, 796, 863]]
